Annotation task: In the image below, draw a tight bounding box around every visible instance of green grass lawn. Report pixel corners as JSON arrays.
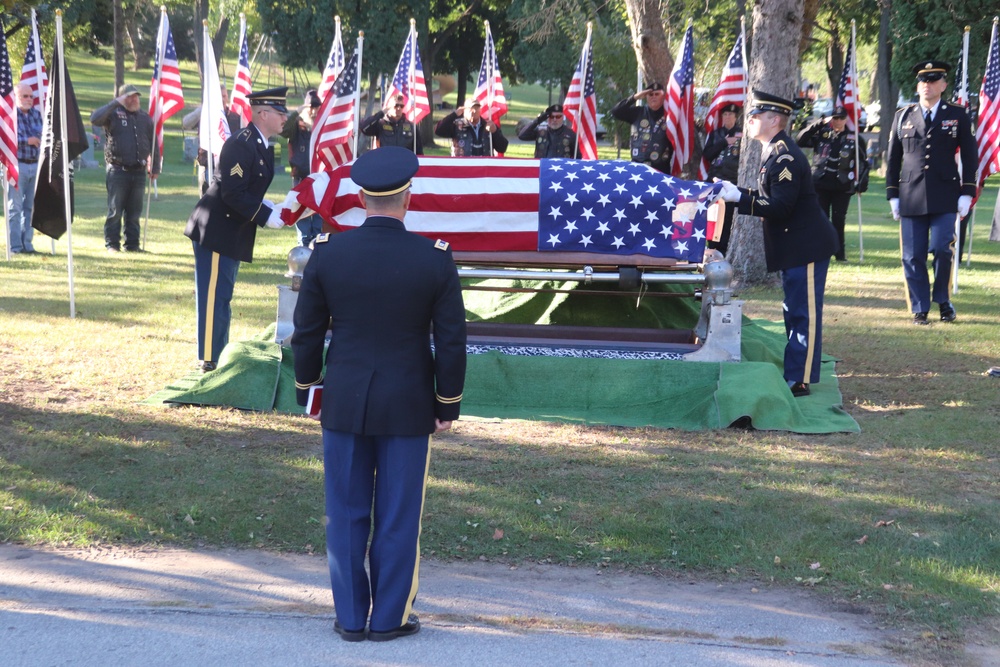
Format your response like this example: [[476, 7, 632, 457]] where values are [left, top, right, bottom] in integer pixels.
[[1, 50, 999, 661]]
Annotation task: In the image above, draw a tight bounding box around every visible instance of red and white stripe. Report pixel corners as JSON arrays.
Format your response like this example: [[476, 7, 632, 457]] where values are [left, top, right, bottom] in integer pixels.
[[310, 50, 358, 173], [0, 27, 18, 188], [472, 21, 508, 121], [664, 25, 695, 176], [698, 30, 746, 179], [19, 9, 47, 112], [562, 25, 597, 160], [317, 17, 345, 105], [976, 19, 1000, 189], [384, 23, 431, 124], [282, 157, 542, 250], [229, 15, 252, 128], [834, 30, 859, 133], [149, 10, 184, 170]]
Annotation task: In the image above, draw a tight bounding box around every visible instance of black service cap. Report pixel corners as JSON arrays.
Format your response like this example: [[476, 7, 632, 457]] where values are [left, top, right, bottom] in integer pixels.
[[747, 90, 796, 116], [350, 146, 419, 197], [912, 60, 950, 82], [248, 86, 289, 113]]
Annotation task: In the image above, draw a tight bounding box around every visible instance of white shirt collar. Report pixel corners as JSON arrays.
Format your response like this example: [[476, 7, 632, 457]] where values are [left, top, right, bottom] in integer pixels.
[[920, 99, 942, 120]]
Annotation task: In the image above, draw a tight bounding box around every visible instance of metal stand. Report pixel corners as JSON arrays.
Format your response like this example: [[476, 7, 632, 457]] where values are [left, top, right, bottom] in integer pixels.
[[274, 245, 312, 346], [683, 253, 743, 362]]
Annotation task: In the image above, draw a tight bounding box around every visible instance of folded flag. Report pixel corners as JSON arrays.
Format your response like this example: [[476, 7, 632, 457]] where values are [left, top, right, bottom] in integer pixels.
[[281, 157, 723, 262]]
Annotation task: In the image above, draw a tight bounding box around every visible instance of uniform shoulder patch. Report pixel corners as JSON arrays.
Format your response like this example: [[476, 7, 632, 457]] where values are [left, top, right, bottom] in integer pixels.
[[778, 167, 793, 182], [434, 239, 450, 251], [776, 154, 795, 163], [230, 163, 244, 178], [314, 233, 330, 244]]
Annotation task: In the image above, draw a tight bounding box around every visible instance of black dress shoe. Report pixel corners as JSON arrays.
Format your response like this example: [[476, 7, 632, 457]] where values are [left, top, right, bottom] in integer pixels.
[[913, 312, 929, 326], [198, 361, 217, 373], [789, 382, 810, 397], [939, 302, 957, 322], [368, 615, 420, 642], [333, 620, 367, 643]]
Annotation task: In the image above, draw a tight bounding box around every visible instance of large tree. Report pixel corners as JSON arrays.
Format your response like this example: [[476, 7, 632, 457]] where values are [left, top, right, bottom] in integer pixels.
[[726, 0, 808, 285]]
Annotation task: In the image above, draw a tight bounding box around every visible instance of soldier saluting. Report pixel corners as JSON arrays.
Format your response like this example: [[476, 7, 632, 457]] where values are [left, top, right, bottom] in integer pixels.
[[886, 60, 977, 325], [610, 82, 674, 173]]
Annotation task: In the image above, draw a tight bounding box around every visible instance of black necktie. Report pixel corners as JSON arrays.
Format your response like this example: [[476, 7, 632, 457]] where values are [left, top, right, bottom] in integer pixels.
[[924, 110, 932, 128]]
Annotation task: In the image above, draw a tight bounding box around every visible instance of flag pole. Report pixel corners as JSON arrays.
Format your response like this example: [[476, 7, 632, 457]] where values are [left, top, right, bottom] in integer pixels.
[[849, 21, 864, 263], [54, 11, 75, 318], [961, 25, 974, 266], [952, 25, 971, 292], [143, 6, 167, 250], [353, 32, 364, 159], [409, 19, 418, 155], [575, 22, 593, 160], [3, 165, 10, 261], [203, 21, 215, 186], [30, 8, 56, 256], [485, 21, 493, 156]]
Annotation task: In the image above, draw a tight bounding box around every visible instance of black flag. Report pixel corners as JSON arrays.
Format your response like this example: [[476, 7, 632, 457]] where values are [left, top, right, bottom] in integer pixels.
[[31, 44, 88, 240]]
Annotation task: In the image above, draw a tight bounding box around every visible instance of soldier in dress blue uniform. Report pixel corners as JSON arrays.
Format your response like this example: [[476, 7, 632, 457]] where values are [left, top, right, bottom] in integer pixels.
[[291, 146, 467, 642], [360, 94, 423, 154], [886, 60, 977, 325], [718, 91, 838, 397], [434, 100, 509, 156], [797, 105, 869, 262], [517, 104, 578, 158], [610, 82, 674, 173], [184, 87, 290, 372]]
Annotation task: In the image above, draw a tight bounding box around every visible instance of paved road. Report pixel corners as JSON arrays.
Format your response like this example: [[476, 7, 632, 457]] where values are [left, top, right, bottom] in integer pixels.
[[1, 544, 906, 666]]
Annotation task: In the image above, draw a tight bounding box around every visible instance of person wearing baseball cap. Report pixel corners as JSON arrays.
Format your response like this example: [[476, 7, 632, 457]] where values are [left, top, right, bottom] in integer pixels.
[[702, 102, 743, 253], [517, 103, 578, 158], [886, 60, 977, 325], [610, 81, 673, 173], [90, 83, 159, 252], [292, 146, 466, 643], [716, 90, 838, 398], [185, 86, 291, 373], [360, 94, 423, 154], [796, 104, 869, 262]]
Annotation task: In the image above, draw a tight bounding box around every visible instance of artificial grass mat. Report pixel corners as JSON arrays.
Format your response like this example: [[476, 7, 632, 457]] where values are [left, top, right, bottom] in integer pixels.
[[145, 318, 859, 434]]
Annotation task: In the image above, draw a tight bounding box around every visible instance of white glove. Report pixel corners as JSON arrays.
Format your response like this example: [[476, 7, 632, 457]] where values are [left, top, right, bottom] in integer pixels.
[[719, 181, 742, 203], [889, 198, 900, 221], [958, 195, 972, 218], [265, 205, 285, 229]]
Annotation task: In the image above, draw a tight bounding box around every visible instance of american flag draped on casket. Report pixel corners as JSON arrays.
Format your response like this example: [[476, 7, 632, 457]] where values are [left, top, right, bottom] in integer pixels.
[[280, 157, 724, 263]]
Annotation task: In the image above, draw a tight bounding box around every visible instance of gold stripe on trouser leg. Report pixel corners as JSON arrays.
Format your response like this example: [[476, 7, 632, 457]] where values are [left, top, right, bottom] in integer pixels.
[[802, 262, 817, 384], [204, 252, 221, 361], [400, 439, 432, 625], [899, 225, 913, 312], [946, 220, 957, 295]]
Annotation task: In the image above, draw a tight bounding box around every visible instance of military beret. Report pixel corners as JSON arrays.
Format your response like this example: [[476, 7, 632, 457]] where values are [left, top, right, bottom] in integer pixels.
[[830, 105, 848, 118], [912, 60, 950, 82], [118, 84, 140, 97], [747, 89, 797, 116], [646, 82, 665, 92], [351, 146, 419, 197], [248, 86, 289, 113], [546, 104, 564, 116]]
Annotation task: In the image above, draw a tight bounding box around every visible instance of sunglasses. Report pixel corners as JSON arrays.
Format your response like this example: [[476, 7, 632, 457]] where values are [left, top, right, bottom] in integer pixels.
[[394, 104, 405, 109]]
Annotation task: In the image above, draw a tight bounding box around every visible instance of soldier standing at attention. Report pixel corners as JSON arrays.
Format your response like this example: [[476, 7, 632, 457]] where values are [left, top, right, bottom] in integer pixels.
[[360, 94, 423, 153], [517, 104, 578, 158], [184, 87, 290, 373], [292, 146, 466, 643], [796, 105, 868, 262], [717, 91, 838, 398], [609, 82, 674, 173], [886, 61, 977, 325]]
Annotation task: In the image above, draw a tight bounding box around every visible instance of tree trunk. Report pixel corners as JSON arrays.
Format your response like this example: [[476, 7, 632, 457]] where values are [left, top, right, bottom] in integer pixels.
[[113, 0, 124, 94], [825, 27, 844, 98], [876, 0, 897, 168], [623, 0, 671, 88], [727, 0, 806, 286]]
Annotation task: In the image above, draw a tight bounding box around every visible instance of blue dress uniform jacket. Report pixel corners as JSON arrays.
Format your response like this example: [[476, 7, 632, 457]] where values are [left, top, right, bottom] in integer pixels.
[[184, 125, 276, 263], [292, 217, 467, 436], [735, 130, 839, 271], [886, 102, 977, 216]]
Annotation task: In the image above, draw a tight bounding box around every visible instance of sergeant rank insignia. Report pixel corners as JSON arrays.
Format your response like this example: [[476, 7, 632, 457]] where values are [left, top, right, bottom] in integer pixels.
[[778, 167, 793, 182], [230, 164, 244, 177]]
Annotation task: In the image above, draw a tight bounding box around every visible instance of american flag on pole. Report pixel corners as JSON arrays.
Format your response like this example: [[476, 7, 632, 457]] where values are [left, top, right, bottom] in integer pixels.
[[385, 20, 430, 124], [977, 18, 1000, 189], [20, 9, 48, 111], [282, 157, 722, 262], [472, 21, 507, 121], [0, 26, 18, 188], [149, 9, 184, 169], [310, 49, 359, 173], [317, 16, 345, 104], [665, 24, 695, 176], [953, 31, 970, 109], [697, 29, 747, 179], [562, 23, 598, 161], [229, 15, 252, 128], [834, 30, 859, 133]]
